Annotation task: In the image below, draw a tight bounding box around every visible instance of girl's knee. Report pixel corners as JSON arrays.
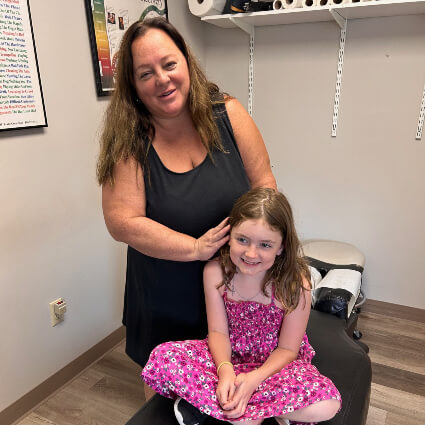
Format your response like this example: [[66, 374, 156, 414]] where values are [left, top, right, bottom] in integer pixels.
[[278, 398, 341, 423], [316, 399, 341, 421]]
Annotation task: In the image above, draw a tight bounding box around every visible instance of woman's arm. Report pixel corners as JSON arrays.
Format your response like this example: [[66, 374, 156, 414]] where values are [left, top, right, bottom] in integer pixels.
[[225, 98, 277, 190], [102, 157, 230, 261]]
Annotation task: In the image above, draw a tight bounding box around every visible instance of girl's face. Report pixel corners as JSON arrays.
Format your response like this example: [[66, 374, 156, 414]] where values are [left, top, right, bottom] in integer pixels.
[[229, 218, 283, 278], [131, 29, 190, 120]]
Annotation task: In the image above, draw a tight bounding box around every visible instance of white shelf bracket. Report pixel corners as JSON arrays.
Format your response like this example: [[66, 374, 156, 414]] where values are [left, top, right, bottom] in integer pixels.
[[331, 17, 347, 138], [248, 31, 254, 117], [229, 17, 254, 36], [329, 8, 346, 30], [415, 82, 425, 140]]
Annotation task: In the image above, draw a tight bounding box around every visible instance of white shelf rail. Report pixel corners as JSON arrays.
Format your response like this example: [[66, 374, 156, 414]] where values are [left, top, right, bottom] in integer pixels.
[[229, 17, 255, 116], [332, 16, 347, 137], [416, 83, 425, 140]]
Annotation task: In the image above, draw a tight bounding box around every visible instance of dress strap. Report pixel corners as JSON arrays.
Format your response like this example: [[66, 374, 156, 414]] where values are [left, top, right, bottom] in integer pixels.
[[270, 284, 276, 305], [223, 286, 228, 300]]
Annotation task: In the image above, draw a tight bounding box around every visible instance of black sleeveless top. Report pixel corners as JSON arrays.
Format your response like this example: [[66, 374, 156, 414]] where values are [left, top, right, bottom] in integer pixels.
[[123, 102, 250, 367]]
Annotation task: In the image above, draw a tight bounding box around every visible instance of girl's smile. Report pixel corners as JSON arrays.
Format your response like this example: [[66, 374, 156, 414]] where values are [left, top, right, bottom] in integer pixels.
[[229, 218, 283, 278]]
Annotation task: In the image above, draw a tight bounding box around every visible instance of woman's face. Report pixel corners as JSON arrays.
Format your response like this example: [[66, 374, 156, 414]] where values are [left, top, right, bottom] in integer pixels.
[[131, 28, 190, 120]]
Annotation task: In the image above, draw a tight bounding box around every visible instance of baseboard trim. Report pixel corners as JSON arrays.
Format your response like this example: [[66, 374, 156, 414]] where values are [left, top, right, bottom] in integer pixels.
[[363, 299, 425, 323], [0, 326, 126, 425]]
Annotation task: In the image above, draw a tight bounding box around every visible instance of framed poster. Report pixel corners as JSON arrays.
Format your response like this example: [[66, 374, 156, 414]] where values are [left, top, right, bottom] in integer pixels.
[[0, 0, 47, 131], [85, 0, 168, 97]]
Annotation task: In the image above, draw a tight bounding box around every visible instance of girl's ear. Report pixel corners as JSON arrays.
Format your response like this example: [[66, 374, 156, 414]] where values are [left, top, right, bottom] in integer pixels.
[[277, 244, 283, 256]]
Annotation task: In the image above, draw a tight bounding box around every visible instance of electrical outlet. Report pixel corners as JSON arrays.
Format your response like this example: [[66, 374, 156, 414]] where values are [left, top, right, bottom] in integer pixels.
[[49, 298, 66, 326]]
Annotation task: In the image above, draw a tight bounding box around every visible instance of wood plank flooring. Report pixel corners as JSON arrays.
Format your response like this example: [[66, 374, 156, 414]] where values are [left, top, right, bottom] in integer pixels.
[[357, 301, 425, 425], [15, 300, 425, 425]]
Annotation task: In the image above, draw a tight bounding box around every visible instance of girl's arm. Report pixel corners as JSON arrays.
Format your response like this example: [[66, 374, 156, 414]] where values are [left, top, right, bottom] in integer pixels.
[[225, 98, 277, 190], [102, 157, 230, 261], [203, 260, 236, 405]]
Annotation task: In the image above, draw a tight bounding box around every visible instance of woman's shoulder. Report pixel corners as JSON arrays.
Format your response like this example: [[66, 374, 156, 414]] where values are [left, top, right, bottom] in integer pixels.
[[223, 96, 244, 117]]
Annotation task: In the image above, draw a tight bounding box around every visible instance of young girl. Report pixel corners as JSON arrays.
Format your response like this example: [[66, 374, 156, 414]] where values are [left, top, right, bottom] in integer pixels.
[[142, 188, 341, 425]]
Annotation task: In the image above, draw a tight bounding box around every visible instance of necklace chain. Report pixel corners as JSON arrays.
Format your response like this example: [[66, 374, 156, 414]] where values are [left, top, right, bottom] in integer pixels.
[[231, 281, 262, 301]]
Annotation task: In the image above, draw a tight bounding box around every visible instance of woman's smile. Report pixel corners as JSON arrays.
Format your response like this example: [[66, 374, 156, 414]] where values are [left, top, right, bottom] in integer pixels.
[[131, 28, 190, 120]]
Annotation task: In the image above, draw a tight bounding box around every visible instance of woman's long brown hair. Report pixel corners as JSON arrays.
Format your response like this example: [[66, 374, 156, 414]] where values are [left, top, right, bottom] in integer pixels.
[[96, 17, 226, 185]]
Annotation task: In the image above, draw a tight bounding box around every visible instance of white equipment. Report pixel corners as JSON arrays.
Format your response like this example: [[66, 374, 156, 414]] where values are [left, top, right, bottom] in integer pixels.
[[302, 239, 366, 339]]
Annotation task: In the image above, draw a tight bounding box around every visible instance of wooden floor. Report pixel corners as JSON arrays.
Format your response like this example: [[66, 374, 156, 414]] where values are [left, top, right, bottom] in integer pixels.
[[16, 300, 425, 425]]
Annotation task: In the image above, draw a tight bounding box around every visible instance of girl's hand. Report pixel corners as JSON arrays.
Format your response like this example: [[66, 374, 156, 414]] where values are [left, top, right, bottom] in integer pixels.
[[221, 372, 261, 419], [194, 218, 230, 261], [216, 367, 236, 408]]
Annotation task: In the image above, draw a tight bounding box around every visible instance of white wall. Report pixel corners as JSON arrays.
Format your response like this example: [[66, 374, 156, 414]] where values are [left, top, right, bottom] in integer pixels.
[[205, 15, 425, 309], [0, 0, 204, 413], [2, 0, 424, 415]]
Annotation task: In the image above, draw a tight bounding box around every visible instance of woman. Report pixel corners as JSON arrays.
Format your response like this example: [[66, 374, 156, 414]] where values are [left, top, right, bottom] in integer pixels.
[[97, 17, 276, 399]]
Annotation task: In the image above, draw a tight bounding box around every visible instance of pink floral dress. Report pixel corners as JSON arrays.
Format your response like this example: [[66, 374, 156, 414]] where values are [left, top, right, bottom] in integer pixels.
[[142, 289, 341, 423]]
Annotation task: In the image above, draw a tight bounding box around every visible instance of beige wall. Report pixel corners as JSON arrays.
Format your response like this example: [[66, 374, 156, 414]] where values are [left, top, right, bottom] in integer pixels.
[[0, 0, 204, 413], [2, 0, 424, 415], [205, 15, 425, 309]]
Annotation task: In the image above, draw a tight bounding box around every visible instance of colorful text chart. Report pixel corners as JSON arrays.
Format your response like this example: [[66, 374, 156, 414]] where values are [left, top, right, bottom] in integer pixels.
[[0, 0, 46, 130], [93, 0, 113, 92]]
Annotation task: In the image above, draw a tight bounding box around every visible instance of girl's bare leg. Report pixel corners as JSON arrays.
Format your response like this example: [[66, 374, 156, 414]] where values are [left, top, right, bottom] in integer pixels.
[[276, 399, 340, 424], [143, 382, 157, 401]]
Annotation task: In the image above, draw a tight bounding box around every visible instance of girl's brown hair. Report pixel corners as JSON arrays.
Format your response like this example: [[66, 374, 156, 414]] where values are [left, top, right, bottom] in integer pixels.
[[219, 188, 311, 313], [96, 17, 225, 185]]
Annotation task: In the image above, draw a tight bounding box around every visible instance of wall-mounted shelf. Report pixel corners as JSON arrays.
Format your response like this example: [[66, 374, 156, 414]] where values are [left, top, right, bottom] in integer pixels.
[[201, 0, 425, 139], [202, 0, 425, 29]]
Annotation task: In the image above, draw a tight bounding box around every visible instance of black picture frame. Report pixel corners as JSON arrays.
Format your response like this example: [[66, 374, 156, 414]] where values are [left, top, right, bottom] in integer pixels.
[[84, 0, 168, 97]]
